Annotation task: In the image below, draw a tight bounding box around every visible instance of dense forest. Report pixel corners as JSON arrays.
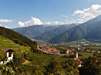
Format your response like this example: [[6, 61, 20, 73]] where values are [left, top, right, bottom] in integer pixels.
[[0, 26, 37, 50]]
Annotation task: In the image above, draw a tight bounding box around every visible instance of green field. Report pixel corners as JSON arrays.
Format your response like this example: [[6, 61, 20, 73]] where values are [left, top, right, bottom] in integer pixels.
[[0, 35, 30, 53], [82, 47, 101, 50], [78, 52, 93, 59]]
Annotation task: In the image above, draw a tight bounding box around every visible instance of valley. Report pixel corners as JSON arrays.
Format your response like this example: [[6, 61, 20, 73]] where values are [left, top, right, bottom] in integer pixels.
[[0, 15, 101, 75], [0, 0, 101, 75]]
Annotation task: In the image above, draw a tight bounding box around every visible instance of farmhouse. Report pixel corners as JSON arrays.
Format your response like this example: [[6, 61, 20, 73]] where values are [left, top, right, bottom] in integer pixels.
[[0, 49, 14, 64]]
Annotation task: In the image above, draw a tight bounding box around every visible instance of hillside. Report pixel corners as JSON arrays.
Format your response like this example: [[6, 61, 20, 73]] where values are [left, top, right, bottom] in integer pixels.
[[0, 26, 37, 49], [49, 15, 101, 43], [0, 35, 30, 53], [35, 24, 77, 41]]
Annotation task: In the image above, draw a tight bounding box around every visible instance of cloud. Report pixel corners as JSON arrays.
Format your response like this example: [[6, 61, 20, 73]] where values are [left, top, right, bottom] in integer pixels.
[[53, 21, 65, 25], [45, 21, 66, 25], [4, 26, 9, 29], [44, 22, 51, 25], [73, 4, 101, 23], [0, 19, 13, 22], [18, 17, 43, 27], [18, 16, 69, 27], [0, 24, 1, 26]]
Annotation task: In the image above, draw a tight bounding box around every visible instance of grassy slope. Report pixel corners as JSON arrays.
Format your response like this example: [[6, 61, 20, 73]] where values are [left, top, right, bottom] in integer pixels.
[[0, 35, 30, 53], [78, 52, 93, 59]]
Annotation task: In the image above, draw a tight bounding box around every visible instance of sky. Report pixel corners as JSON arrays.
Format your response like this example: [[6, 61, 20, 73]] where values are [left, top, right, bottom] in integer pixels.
[[0, 0, 101, 28]]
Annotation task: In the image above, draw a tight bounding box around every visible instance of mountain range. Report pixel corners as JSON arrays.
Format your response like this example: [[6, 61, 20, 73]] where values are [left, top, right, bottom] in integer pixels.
[[12, 24, 77, 40], [13, 25, 59, 39], [50, 15, 101, 43], [13, 15, 101, 43], [35, 24, 77, 41]]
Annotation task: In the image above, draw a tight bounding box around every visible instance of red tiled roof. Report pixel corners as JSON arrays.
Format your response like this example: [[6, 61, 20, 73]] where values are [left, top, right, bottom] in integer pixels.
[[1, 49, 14, 52], [74, 58, 82, 65], [2, 49, 10, 52], [75, 50, 78, 54], [66, 48, 68, 51], [49, 48, 60, 52], [82, 50, 85, 51]]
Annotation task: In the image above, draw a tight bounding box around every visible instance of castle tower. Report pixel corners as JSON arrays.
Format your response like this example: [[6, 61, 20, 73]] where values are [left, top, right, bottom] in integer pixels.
[[46, 44, 50, 48], [66, 48, 69, 54], [75, 50, 78, 58], [36, 44, 39, 49]]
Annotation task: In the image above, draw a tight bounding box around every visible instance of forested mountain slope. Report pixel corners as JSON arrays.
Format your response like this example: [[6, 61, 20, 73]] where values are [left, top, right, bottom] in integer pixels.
[[0, 26, 37, 49]]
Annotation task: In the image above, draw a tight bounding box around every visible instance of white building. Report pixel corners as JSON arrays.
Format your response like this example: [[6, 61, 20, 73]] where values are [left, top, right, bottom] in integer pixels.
[[74, 50, 82, 67], [0, 49, 14, 64]]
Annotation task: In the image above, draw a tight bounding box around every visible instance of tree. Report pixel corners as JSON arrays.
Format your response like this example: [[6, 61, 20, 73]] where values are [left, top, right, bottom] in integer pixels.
[[0, 50, 7, 61], [47, 58, 65, 75], [63, 59, 79, 75], [33, 70, 44, 75], [13, 52, 25, 66], [79, 57, 101, 75]]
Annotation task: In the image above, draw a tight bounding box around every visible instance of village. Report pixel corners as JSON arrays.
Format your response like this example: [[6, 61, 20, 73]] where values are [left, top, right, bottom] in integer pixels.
[[0, 43, 101, 68], [37, 44, 101, 55], [36, 44, 101, 67]]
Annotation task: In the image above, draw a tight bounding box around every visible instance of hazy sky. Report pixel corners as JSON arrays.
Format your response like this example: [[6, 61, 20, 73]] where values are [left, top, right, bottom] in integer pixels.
[[0, 0, 101, 28]]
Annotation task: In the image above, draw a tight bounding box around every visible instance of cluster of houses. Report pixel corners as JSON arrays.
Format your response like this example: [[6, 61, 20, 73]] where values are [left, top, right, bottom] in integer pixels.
[[41, 44, 60, 54], [38, 44, 82, 67], [0, 49, 14, 65], [64, 48, 82, 67]]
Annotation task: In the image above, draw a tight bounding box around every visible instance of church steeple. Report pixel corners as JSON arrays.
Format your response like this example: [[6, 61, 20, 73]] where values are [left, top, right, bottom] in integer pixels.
[[36, 43, 39, 49], [75, 50, 78, 58], [66, 48, 69, 54]]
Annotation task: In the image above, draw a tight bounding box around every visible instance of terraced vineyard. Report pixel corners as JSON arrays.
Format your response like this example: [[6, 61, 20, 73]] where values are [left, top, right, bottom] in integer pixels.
[[0, 35, 30, 53]]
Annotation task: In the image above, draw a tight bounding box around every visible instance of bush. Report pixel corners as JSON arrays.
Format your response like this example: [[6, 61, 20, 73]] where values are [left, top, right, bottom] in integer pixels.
[[0, 50, 7, 61]]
